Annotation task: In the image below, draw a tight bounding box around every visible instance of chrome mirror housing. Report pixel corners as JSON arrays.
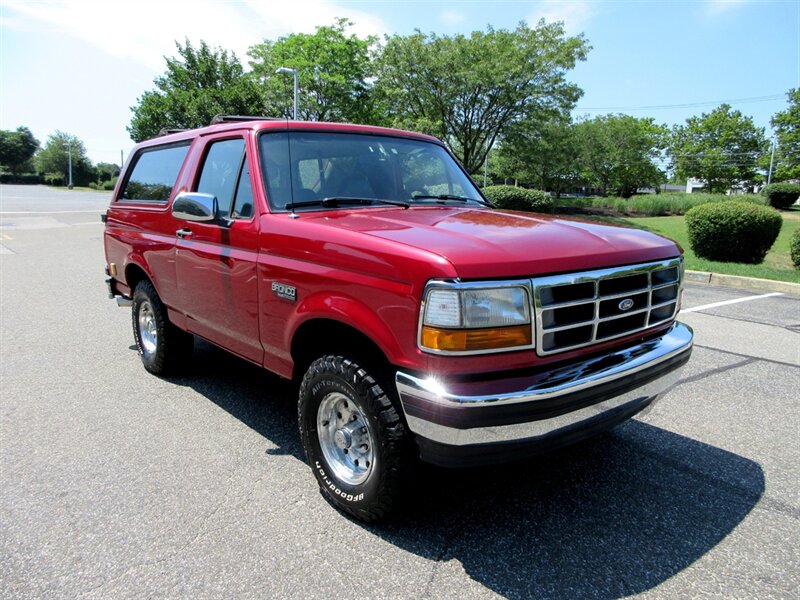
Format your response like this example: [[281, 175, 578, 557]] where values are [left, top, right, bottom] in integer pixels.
[[172, 192, 217, 222]]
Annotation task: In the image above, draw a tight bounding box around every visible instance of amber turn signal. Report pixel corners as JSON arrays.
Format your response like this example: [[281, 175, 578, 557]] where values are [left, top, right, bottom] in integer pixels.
[[421, 325, 532, 352]]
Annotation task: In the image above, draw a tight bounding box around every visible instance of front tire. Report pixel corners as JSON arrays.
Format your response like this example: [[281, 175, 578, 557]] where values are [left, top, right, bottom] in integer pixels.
[[298, 355, 411, 522], [132, 279, 193, 375]]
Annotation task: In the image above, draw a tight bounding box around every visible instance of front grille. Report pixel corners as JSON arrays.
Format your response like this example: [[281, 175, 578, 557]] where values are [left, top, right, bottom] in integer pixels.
[[532, 259, 682, 355]]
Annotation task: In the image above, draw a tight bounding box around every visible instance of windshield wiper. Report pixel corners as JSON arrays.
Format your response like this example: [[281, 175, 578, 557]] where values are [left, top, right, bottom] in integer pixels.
[[411, 193, 492, 207], [284, 196, 410, 211]]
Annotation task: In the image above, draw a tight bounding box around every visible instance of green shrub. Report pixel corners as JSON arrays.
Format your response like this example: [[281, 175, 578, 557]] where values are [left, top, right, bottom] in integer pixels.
[[88, 182, 101, 190], [791, 229, 800, 269], [44, 173, 65, 187], [0, 173, 42, 184], [482, 185, 553, 213], [685, 201, 783, 264], [762, 183, 800, 209], [17, 173, 42, 184], [103, 177, 118, 191]]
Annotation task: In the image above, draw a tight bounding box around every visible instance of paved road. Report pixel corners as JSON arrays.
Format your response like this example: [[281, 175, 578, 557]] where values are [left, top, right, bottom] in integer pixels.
[[1, 185, 798, 599]]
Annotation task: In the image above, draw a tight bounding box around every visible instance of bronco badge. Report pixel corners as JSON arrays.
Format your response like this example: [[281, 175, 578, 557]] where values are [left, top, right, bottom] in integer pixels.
[[272, 282, 297, 301]]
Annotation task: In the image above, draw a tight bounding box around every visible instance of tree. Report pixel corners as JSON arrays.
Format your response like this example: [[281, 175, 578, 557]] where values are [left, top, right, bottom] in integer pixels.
[[574, 114, 667, 197], [374, 21, 589, 174], [128, 40, 263, 142], [767, 88, 800, 181], [670, 104, 767, 193], [95, 162, 121, 182], [0, 127, 40, 177], [248, 18, 377, 123], [494, 118, 580, 196], [35, 131, 95, 186]]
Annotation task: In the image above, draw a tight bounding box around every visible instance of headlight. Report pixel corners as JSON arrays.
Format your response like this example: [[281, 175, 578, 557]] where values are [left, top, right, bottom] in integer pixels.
[[420, 283, 533, 353]]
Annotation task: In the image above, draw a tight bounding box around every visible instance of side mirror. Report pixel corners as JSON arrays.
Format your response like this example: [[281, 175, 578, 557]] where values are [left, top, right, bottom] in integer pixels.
[[172, 192, 217, 222]]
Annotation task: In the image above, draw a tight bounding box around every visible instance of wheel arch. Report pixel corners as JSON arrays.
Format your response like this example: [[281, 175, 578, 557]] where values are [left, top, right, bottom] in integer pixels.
[[290, 318, 393, 383], [125, 262, 151, 294]]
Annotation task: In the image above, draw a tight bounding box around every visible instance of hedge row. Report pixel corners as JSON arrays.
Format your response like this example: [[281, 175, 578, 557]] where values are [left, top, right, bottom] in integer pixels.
[[554, 192, 767, 217], [482, 185, 554, 213], [0, 173, 43, 184]]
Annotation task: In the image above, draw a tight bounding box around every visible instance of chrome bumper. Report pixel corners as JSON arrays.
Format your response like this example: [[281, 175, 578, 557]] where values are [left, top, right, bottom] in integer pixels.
[[396, 322, 693, 450]]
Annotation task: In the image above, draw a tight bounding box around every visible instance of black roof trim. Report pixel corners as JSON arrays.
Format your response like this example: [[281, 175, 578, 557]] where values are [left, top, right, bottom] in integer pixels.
[[209, 114, 284, 125], [157, 128, 190, 137]]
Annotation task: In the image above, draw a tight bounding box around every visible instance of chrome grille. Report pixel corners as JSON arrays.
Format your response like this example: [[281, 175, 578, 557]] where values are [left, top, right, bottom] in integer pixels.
[[532, 259, 682, 355]]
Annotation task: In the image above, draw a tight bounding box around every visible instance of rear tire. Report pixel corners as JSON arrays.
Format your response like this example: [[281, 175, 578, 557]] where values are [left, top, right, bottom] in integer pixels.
[[132, 279, 193, 375], [298, 355, 412, 522]]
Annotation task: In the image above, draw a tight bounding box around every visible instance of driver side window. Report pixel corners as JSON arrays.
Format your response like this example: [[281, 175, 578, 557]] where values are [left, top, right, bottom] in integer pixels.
[[196, 138, 246, 217]]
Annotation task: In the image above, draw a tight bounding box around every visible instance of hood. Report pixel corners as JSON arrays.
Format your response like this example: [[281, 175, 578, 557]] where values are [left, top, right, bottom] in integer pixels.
[[309, 206, 680, 279]]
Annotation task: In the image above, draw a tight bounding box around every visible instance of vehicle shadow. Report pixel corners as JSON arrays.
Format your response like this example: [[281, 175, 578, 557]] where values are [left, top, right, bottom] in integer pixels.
[[168, 340, 764, 599]]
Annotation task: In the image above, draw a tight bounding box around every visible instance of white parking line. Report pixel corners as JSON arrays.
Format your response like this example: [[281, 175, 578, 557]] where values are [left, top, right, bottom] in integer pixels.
[[682, 292, 783, 313], [0, 210, 103, 215]]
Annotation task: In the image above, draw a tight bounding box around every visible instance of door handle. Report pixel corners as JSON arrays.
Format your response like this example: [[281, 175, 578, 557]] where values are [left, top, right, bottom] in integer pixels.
[[176, 228, 192, 239]]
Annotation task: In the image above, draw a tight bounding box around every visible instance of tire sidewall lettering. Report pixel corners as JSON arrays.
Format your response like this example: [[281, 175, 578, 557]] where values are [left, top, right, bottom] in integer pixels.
[[314, 460, 364, 503], [312, 377, 354, 400]]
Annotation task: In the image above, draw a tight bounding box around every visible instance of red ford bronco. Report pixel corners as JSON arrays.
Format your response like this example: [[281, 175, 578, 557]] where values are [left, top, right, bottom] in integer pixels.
[[104, 116, 693, 521]]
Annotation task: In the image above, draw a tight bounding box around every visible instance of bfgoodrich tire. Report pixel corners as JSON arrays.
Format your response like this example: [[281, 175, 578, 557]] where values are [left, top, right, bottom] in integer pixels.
[[131, 279, 193, 375], [298, 355, 412, 522]]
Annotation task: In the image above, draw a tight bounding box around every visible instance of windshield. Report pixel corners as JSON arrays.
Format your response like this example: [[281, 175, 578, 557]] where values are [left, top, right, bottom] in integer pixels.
[[258, 131, 485, 211]]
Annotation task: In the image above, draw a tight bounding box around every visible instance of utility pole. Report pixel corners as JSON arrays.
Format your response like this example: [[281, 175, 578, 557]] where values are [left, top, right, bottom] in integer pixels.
[[767, 138, 776, 186], [120, 150, 124, 170], [66, 141, 74, 189]]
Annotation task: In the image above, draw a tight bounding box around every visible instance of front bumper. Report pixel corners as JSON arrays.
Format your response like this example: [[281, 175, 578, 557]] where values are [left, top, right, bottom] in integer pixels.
[[396, 321, 693, 466]]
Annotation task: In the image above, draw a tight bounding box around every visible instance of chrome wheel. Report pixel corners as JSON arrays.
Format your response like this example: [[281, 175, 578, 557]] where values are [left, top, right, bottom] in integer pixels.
[[316, 391, 375, 486], [138, 300, 158, 357]]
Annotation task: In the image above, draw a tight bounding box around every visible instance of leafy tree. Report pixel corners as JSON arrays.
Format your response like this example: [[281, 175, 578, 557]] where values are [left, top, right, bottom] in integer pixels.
[[374, 21, 589, 174], [128, 40, 263, 142], [35, 131, 95, 186], [574, 114, 667, 197], [670, 104, 767, 193], [0, 127, 40, 177], [248, 18, 377, 123], [767, 88, 800, 181], [494, 118, 580, 196], [95, 162, 121, 182]]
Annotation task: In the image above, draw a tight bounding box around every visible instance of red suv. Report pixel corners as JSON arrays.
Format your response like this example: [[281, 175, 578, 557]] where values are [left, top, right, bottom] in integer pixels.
[[104, 117, 693, 521]]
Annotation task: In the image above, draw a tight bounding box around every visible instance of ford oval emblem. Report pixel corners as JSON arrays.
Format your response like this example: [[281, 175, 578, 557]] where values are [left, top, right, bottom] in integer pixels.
[[618, 298, 635, 311]]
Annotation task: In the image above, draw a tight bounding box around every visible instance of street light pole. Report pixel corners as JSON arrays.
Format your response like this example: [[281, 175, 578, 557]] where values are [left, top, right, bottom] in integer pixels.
[[66, 141, 74, 189], [767, 137, 776, 186], [275, 67, 299, 120]]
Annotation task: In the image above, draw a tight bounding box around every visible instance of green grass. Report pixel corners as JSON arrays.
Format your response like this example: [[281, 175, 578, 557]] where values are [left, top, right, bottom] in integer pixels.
[[46, 186, 109, 192], [574, 208, 800, 283], [554, 192, 766, 216]]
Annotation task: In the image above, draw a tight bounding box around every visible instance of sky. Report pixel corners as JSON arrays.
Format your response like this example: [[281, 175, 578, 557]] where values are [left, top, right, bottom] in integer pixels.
[[1, 0, 798, 166]]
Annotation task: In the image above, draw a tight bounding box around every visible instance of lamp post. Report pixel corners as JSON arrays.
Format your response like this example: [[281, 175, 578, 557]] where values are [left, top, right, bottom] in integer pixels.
[[767, 137, 776, 186], [65, 141, 74, 189], [275, 67, 299, 120]]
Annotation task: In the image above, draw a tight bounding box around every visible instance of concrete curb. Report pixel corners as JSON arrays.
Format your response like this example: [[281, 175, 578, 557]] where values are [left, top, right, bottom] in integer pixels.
[[686, 270, 800, 296]]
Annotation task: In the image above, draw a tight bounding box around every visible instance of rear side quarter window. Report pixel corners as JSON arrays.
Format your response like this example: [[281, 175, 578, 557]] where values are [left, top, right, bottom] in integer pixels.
[[119, 143, 190, 203]]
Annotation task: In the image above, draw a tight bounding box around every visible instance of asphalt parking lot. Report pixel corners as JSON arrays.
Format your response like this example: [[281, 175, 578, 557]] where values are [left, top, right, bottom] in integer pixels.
[[1, 184, 798, 599]]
